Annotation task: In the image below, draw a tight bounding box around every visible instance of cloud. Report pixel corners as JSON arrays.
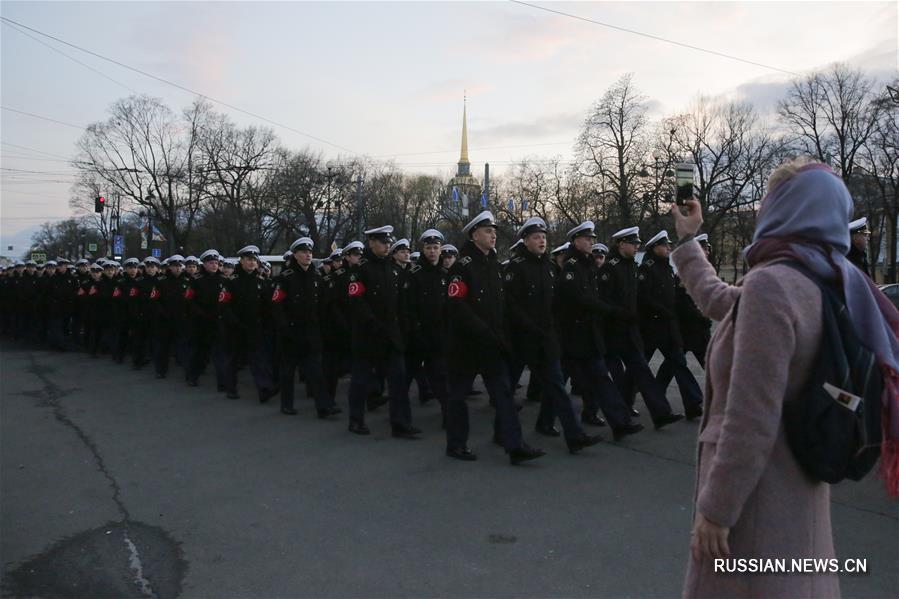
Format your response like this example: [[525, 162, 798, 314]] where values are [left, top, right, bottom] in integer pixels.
[[472, 112, 584, 143], [414, 79, 492, 102]]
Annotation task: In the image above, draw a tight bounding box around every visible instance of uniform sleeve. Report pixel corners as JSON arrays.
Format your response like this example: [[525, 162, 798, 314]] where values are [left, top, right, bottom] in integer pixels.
[[670, 240, 740, 322], [503, 263, 543, 337], [270, 275, 289, 330], [348, 266, 377, 327], [696, 269, 797, 528], [446, 264, 492, 339], [559, 264, 617, 316], [637, 267, 674, 318]]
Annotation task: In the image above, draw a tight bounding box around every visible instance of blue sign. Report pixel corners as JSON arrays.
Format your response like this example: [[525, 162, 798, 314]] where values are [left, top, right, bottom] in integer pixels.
[[152, 248, 161, 258], [113, 235, 124, 255]]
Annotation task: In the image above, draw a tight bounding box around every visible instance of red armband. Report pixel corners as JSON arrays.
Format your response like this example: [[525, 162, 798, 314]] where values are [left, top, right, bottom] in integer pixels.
[[348, 281, 366, 297], [272, 287, 287, 302], [447, 280, 468, 299], [218, 290, 232, 303]]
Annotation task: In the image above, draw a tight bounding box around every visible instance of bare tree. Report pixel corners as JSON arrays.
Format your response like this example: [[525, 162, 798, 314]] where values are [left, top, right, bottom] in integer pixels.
[[778, 63, 883, 182], [576, 73, 654, 227], [72, 94, 209, 253], [857, 80, 899, 281]]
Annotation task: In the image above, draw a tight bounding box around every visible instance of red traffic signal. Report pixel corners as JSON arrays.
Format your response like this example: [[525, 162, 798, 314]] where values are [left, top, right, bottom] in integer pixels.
[[94, 196, 106, 213]]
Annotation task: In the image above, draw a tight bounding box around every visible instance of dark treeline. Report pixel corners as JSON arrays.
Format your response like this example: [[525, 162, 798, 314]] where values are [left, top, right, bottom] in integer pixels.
[[27, 67, 899, 280]]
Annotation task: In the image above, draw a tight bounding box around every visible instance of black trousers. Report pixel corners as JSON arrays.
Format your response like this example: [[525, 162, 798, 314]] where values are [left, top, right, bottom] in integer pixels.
[[154, 325, 190, 377], [347, 352, 411, 427], [222, 336, 275, 395], [322, 347, 351, 402], [279, 341, 334, 412], [606, 344, 674, 420], [129, 321, 150, 366], [644, 340, 703, 414], [446, 362, 524, 452], [564, 355, 634, 429], [528, 359, 584, 442], [187, 328, 227, 388]]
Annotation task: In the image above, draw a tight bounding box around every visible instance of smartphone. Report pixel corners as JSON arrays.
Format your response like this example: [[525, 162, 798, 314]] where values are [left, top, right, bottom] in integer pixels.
[[675, 162, 695, 205]]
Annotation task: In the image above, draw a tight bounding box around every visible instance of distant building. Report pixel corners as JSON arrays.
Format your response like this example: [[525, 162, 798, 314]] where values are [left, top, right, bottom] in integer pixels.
[[447, 96, 481, 217]]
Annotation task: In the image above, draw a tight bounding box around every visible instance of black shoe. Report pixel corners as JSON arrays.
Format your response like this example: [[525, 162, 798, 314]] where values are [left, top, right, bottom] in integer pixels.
[[492, 432, 503, 447], [217, 384, 225, 392], [187, 379, 198, 387], [653, 413, 685, 430], [612, 423, 645, 441], [509, 444, 546, 465], [391, 424, 422, 439], [258, 388, 275, 404], [281, 407, 298, 415], [446, 446, 477, 461], [581, 413, 607, 427], [630, 408, 640, 417], [155, 373, 166, 379], [535, 424, 561, 437], [226, 391, 240, 400], [419, 392, 435, 405], [567, 433, 603, 454], [348, 421, 370, 435], [366, 395, 388, 411], [317, 406, 342, 419], [685, 408, 703, 421], [467, 389, 482, 397]]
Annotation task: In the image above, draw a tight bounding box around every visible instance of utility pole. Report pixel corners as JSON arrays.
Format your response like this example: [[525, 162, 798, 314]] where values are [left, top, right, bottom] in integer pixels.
[[355, 175, 364, 240]]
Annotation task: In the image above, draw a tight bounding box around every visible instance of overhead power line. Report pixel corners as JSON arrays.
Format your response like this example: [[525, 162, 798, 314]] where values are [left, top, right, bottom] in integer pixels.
[[1, 106, 85, 130], [0, 16, 358, 154], [2, 20, 137, 94], [508, 0, 799, 76]]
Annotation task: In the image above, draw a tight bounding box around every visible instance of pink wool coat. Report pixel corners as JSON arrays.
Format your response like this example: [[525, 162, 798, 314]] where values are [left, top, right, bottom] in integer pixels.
[[672, 240, 840, 599]]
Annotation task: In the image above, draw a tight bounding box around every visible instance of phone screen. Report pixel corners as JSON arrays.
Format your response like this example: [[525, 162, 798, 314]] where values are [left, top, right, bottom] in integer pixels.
[[675, 163, 695, 205]]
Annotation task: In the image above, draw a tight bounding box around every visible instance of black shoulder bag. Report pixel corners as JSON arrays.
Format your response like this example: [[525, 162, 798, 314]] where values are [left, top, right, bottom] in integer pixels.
[[731, 261, 882, 484]]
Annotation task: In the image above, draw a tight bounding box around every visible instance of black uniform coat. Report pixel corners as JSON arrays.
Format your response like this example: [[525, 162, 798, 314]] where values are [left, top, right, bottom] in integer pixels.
[[185, 270, 225, 338], [637, 254, 683, 349], [219, 266, 268, 347], [676, 274, 711, 356], [320, 266, 352, 352], [405, 259, 448, 358], [348, 247, 405, 358], [152, 272, 191, 327], [596, 248, 643, 354], [445, 240, 510, 375], [847, 245, 871, 277], [271, 262, 324, 354], [503, 248, 560, 365], [556, 247, 619, 358], [46, 271, 77, 318]]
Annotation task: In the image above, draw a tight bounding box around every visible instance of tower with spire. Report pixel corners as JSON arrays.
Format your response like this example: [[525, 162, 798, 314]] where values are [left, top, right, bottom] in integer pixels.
[[448, 94, 481, 217]]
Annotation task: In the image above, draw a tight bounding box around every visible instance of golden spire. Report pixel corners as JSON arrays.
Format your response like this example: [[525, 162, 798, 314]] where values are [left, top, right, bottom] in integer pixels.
[[459, 93, 470, 165]]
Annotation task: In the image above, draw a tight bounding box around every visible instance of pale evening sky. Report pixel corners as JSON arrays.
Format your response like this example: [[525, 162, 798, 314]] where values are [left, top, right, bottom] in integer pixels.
[[1, 1, 896, 254]]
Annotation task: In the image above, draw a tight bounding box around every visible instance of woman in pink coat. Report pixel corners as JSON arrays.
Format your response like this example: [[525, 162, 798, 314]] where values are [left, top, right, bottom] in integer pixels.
[[671, 157, 899, 599]]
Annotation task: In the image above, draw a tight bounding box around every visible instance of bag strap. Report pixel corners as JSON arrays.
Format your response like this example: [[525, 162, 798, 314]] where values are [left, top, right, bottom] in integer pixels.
[[729, 260, 840, 327]]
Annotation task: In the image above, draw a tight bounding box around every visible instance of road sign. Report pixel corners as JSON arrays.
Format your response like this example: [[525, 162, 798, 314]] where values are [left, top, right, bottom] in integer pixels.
[[31, 252, 46, 263], [152, 248, 161, 258], [113, 235, 124, 256], [88, 243, 98, 252]]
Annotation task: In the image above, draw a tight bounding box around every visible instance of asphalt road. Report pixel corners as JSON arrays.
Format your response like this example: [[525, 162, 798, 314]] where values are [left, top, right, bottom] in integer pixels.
[[1, 341, 896, 598]]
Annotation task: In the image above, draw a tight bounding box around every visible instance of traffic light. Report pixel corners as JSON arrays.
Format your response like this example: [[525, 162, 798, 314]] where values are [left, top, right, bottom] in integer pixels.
[[94, 196, 106, 213]]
